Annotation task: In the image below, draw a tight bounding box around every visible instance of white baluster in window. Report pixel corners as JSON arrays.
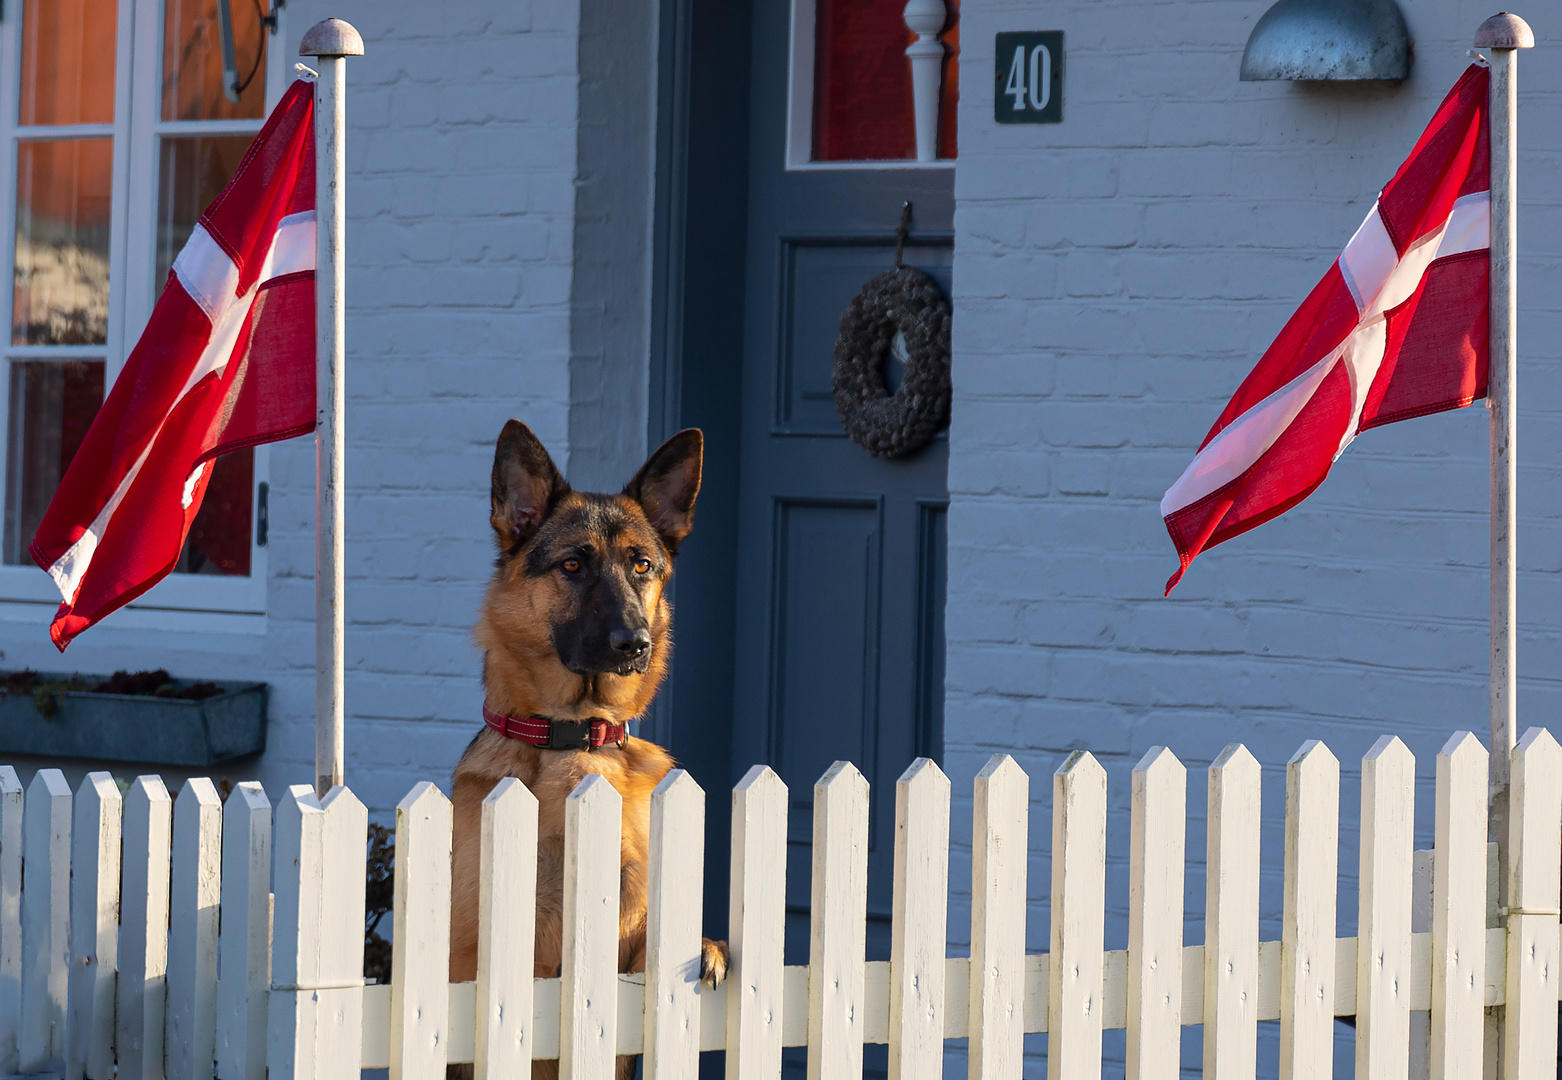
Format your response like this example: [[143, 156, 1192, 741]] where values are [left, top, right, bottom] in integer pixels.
[[903, 0, 948, 162]]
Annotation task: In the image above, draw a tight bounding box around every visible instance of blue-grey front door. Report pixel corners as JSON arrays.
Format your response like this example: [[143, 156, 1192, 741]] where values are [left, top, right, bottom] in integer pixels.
[[651, 0, 953, 1054], [728, 0, 953, 980]]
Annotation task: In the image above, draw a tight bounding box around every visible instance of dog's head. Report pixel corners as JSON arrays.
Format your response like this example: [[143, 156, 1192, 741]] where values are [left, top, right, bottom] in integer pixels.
[[477, 420, 702, 720]]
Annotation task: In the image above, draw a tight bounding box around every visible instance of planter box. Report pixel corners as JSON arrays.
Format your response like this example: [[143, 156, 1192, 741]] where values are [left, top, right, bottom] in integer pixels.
[[0, 671, 267, 767]]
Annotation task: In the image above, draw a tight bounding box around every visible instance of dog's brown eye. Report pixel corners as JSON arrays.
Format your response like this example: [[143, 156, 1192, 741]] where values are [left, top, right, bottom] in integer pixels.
[[561, 558, 581, 574], [633, 558, 652, 574]]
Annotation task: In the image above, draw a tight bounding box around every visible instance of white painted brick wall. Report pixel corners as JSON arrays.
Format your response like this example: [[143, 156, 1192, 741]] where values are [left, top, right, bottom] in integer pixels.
[[268, 0, 582, 814], [949, 1, 1561, 1073]]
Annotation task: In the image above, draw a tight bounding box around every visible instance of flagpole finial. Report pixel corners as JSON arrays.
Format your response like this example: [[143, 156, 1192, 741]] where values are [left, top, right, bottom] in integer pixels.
[[300, 18, 364, 58], [1474, 12, 1533, 49]]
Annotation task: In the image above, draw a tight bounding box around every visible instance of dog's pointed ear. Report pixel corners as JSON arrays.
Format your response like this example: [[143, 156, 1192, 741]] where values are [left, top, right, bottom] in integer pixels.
[[491, 420, 567, 552], [626, 429, 702, 553]]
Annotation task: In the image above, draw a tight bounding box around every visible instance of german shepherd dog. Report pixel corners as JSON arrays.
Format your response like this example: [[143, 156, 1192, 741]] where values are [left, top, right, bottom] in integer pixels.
[[449, 420, 728, 1078]]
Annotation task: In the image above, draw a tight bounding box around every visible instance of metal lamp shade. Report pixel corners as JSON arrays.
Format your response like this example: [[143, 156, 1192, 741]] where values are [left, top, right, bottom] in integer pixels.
[[1240, 0, 1410, 81]]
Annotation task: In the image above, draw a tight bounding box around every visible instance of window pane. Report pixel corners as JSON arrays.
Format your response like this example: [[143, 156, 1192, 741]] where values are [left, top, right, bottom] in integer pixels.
[[162, 0, 269, 121], [19, 0, 117, 126], [813, 0, 915, 161], [811, 0, 958, 161], [174, 448, 252, 576], [156, 135, 253, 293], [4, 360, 104, 565], [12, 140, 113, 346], [158, 137, 256, 579]]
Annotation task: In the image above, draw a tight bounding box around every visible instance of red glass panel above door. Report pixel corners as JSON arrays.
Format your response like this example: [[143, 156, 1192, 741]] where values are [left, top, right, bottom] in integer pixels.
[[812, 0, 958, 162]]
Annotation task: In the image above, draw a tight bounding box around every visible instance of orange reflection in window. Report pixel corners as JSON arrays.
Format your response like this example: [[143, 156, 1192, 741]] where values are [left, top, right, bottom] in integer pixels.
[[156, 135, 254, 292], [19, 0, 117, 126], [13, 140, 113, 346], [163, 0, 269, 121]]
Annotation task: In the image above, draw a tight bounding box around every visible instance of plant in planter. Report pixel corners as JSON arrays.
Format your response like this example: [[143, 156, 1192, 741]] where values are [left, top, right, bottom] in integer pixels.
[[364, 822, 395, 984], [0, 667, 266, 766]]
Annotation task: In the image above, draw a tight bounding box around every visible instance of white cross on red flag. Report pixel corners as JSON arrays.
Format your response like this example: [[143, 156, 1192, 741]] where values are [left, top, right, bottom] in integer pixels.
[[32, 80, 318, 648], [1162, 65, 1490, 593]]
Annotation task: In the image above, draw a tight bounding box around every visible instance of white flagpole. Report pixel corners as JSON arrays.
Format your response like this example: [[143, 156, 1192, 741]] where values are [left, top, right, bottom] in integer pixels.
[[1478, 11, 1531, 832], [300, 19, 363, 798]]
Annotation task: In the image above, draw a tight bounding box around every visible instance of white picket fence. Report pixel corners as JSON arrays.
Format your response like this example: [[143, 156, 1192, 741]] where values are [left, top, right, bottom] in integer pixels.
[[0, 728, 1558, 1079]]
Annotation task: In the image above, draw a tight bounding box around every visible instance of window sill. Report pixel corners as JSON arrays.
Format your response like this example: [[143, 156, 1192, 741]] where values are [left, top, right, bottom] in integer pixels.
[[784, 159, 956, 172], [0, 598, 265, 639], [0, 673, 267, 766], [0, 563, 265, 615]]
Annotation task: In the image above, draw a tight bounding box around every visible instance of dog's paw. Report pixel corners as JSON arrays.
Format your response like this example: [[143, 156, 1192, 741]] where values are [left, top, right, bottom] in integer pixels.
[[700, 937, 730, 988]]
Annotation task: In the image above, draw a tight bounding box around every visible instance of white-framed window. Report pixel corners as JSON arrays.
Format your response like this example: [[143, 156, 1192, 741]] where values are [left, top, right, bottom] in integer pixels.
[[0, 0, 289, 617], [785, 0, 960, 170]]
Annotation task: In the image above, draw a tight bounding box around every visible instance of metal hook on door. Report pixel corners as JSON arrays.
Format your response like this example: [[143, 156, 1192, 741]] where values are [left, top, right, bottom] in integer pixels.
[[894, 202, 912, 269]]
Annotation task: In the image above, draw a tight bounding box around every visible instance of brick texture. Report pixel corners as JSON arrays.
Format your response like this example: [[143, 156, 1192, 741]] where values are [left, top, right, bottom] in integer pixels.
[[265, 0, 581, 813], [948, 2, 1561, 1073]]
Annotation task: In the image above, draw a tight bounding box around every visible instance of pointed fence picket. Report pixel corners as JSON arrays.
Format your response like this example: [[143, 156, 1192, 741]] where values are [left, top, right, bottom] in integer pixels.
[[561, 773, 623, 1079], [1431, 732, 1487, 1079], [1204, 744, 1260, 1080], [67, 772, 120, 1080], [168, 778, 223, 1080], [1503, 729, 1561, 1075], [389, 781, 452, 1079], [475, 776, 537, 1080], [1128, 747, 1185, 1080], [217, 781, 272, 1080], [887, 757, 949, 1080], [8, 728, 1562, 1079], [1051, 751, 1106, 1080], [119, 776, 172, 1080], [20, 769, 70, 1075], [971, 754, 1028, 1080], [727, 765, 787, 1080], [1356, 737, 1414, 1080], [269, 784, 367, 1080], [1281, 741, 1339, 1080], [807, 761, 869, 1080], [643, 770, 703, 1080]]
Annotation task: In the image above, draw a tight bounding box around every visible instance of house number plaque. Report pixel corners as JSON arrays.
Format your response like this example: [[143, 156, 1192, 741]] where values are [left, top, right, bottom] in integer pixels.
[[995, 31, 1063, 124]]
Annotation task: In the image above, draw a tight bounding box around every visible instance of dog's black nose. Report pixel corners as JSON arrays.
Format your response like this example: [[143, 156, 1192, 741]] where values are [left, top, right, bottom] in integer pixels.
[[610, 627, 651, 657]]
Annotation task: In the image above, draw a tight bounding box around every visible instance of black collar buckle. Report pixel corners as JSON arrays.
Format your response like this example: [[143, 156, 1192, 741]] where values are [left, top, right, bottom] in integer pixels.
[[547, 720, 592, 751]]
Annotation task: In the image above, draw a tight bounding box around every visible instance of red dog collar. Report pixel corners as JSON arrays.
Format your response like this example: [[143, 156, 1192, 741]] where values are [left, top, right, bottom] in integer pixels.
[[482, 700, 626, 751]]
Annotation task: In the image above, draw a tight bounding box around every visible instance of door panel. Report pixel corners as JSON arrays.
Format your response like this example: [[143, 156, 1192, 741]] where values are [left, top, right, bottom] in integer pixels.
[[772, 498, 882, 851]]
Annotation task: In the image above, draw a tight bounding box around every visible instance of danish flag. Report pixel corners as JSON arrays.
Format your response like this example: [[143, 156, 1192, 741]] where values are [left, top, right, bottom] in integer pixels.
[[1162, 65, 1490, 592], [32, 80, 317, 648]]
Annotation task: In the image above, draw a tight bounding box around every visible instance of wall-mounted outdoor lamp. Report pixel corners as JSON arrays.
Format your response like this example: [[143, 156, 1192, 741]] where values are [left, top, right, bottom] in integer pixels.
[[216, 0, 242, 102], [1240, 0, 1411, 81], [215, 0, 280, 105]]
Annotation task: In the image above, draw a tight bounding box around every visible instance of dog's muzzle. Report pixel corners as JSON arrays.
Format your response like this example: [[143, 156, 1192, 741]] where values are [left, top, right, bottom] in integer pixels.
[[554, 625, 654, 677]]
